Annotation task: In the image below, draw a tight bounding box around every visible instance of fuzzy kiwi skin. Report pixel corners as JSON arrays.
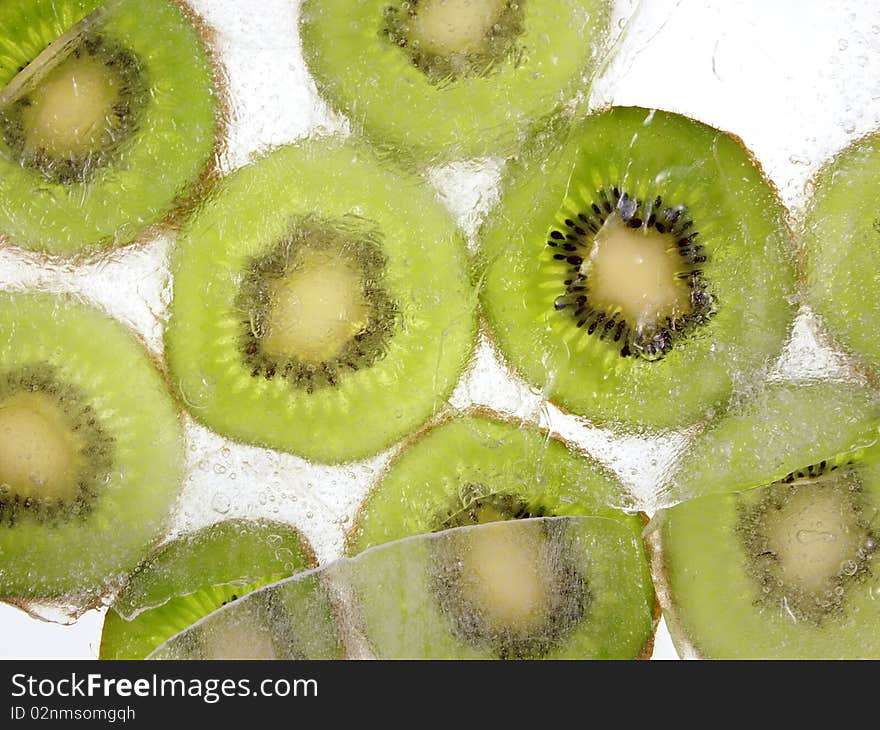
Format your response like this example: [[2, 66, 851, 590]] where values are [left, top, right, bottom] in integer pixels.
[[347, 413, 657, 660], [649, 460, 880, 659], [0, 0, 223, 255], [477, 106, 797, 432], [300, 0, 613, 164], [100, 519, 340, 660], [0, 292, 183, 606], [802, 131, 880, 375], [165, 138, 477, 464]]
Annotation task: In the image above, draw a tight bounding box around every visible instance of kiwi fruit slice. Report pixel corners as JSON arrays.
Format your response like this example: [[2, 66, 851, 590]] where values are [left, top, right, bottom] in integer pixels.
[[165, 138, 476, 464], [663, 379, 880, 505], [101, 519, 341, 660], [300, 0, 613, 163], [0, 292, 183, 606], [347, 414, 656, 659], [0, 0, 223, 255], [478, 106, 797, 431], [649, 457, 880, 659], [802, 131, 880, 374]]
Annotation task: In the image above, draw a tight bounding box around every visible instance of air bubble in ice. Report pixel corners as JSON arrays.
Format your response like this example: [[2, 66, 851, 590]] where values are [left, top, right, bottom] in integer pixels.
[[177, 374, 215, 410], [211, 493, 231, 514], [841, 559, 859, 576], [274, 548, 293, 563], [797, 529, 835, 545]]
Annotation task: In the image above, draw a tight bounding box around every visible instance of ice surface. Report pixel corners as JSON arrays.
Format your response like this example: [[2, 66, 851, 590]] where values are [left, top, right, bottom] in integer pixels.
[[1, 0, 879, 659], [149, 516, 655, 660], [592, 0, 880, 214]]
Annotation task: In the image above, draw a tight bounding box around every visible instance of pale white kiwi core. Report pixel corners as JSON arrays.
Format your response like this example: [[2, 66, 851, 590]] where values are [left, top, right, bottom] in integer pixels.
[[410, 0, 507, 56], [456, 520, 550, 633], [584, 214, 692, 328], [0, 391, 84, 501], [762, 484, 867, 594], [202, 606, 278, 660], [261, 248, 371, 364], [21, 53, 121, 159]]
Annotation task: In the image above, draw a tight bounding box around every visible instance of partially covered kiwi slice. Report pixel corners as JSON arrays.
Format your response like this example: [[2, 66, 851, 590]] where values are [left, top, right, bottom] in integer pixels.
[[101, 519, 340, 660], [348, 414, 656, 659], [802, 131, 880, 374], [300, 0, 613, 162], [165, 139, 476, 464], [0, 0, 222, 255], [663, 379, 880, 505], [478, 107, 797, 430], [0, 292, 183, 605], [650, 459, 880, 658]]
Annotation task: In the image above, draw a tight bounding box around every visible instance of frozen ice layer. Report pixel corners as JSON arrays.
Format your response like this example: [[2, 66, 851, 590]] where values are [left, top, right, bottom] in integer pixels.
[[348, 515, 656, 659], [149, 516, 656, 660], [101, 519, 339, 660], [648, 459, 880, 659], [0, 0, 224, 255], [660, 379, 880, 506]]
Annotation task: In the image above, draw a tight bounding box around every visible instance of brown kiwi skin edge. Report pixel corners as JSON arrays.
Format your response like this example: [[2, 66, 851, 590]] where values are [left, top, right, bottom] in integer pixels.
[[346, 404, 660, 660]]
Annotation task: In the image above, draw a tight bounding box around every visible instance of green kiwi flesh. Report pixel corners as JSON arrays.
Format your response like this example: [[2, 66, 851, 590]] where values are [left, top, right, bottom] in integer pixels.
[[662, 379, 880, 505], [100, 519, 341, 660], [300, 0, 613, 162], [348, 414, 655, 659], [478, 106, 797, 431], [802, 131, 880, 374], [0, 292, 183, 603], [165, 139, 476, 464], [649, 459, 880, 659], [0, 0, 220, 255]]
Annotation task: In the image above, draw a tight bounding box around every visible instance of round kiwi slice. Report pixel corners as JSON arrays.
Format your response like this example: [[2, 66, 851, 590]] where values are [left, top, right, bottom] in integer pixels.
[[478, 106, 797, 431], [164, 138, 477, 464], [802, 131, 880, 374], [0, 292, 183, 605], [649, 458, 880, 659], [300, 0, 613, 162], [348, 414, 656, 659], [0, 0, 223, 255], [101, 519, 340, 660]]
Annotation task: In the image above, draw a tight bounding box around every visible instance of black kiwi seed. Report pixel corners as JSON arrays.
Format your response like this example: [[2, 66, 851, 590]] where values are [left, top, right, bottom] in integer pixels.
[[236, 215, 398, 394], [381, 0, 526, 84], [435, 484, 549, 530], [548, 188, 716, 360], [0, 33, 148, 185], [736, 463, 878, 625], [0, 364, 114, 528]]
